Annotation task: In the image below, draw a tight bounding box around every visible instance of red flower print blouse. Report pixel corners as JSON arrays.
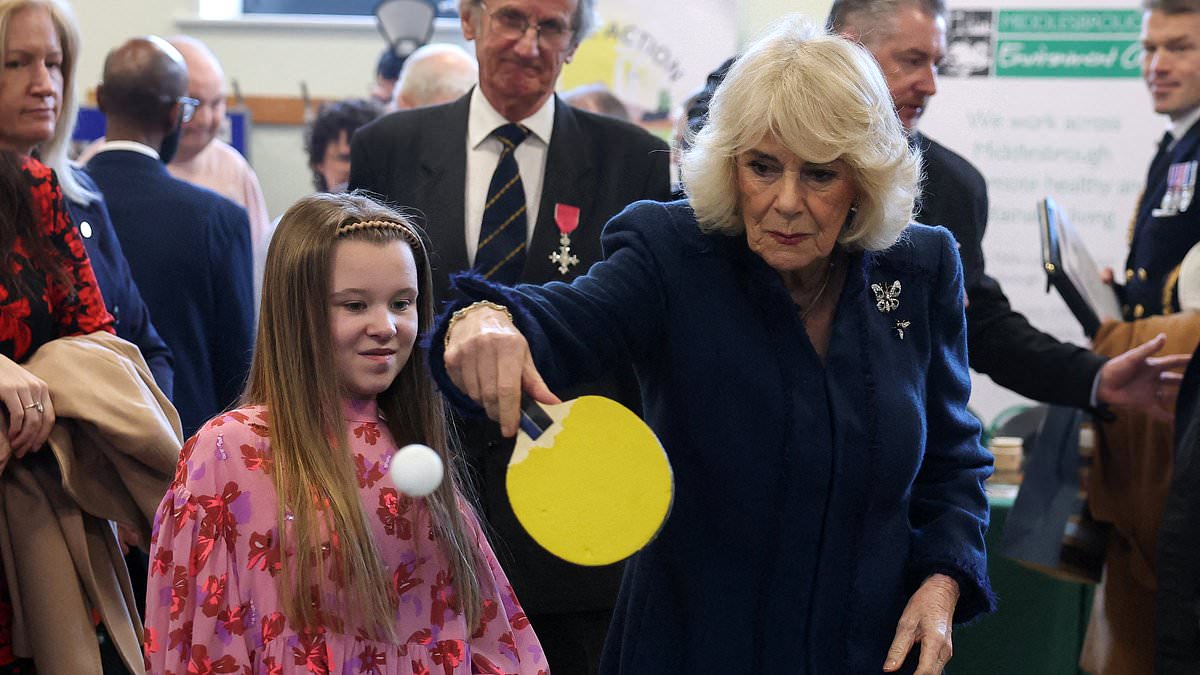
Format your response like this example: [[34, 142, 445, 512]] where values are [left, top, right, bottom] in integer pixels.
[[144, 402, 548, 675], [0, 157, 113, 361]]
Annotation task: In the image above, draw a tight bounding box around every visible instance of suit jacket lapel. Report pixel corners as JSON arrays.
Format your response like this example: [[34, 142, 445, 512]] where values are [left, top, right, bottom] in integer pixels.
[[1172, 119, 1200, 165], [419, 94, 472, 299], [525, 98, 597, 284]]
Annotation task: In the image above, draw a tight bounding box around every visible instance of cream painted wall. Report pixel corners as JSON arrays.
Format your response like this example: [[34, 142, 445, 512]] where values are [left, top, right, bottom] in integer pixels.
[[740, 0, 832, 44], [70, 0, 832, 216]]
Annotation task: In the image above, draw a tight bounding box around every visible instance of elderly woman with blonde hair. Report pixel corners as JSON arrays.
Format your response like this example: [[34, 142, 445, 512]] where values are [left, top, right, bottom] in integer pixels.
[[432, 15, 993, 675]]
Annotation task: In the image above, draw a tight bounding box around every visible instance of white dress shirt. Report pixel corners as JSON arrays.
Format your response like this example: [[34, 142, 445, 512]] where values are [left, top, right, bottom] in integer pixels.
[[464, 88, 555, 265], [88, 140, 161, 160], [1168, 106, 1200, 151]]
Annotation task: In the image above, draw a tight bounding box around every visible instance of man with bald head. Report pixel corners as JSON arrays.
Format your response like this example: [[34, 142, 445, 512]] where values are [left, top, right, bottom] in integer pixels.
[[81, 36, 272, 303], [391, 42, 477, 110], [86, 36, 254, 438]]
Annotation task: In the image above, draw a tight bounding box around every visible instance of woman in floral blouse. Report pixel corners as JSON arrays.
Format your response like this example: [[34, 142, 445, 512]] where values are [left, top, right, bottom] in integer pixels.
[[144, 192, 546, 675], [0, 152, 115, 673]]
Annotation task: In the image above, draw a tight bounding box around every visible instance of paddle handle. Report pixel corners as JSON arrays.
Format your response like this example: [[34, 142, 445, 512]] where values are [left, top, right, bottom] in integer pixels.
[[519, 397, 553, 439]]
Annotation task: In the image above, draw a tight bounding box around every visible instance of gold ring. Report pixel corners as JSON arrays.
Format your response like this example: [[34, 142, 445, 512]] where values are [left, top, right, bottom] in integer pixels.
[[23, 401, 43, 414]]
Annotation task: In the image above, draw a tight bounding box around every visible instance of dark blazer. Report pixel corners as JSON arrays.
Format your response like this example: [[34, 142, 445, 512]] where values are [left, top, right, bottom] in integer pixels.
[[430, 202, 994, 674], [351, 93, 671, 616], [86, 149, 254, 438], [1123, 121, 1200, 319], [351, 92, 672, 296], [67, 167, 174, 397], [914, 133, 1106, 408], [1156, 344, 1200, 674]]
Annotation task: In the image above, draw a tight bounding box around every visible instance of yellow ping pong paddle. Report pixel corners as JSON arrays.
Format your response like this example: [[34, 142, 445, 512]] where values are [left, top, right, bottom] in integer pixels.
[[508, 396, 673, 566]]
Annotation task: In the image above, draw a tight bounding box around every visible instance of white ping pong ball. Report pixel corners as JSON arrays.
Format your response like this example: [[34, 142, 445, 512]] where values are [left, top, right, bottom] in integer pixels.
[[389, 444, 445, 497]]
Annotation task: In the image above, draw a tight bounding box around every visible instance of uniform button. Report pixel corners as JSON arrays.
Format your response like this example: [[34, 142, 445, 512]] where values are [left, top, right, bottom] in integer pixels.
[[1125, 268, 1134, 281], [1134, 304, 1145, 318], [1138, 268, 1148, 281]]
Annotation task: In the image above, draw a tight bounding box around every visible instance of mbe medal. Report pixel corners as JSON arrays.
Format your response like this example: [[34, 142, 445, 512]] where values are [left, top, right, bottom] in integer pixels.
[[550, 203, 581, 275]]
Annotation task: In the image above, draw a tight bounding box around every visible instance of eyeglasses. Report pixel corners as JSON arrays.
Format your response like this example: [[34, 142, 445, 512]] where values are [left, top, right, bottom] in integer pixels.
[[177, 96, 200, 124], [481, 2, 574, 51]]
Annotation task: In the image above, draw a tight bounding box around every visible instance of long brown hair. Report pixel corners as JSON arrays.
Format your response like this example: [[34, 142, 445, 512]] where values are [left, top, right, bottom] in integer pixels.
[[243, 191, 485, 639]]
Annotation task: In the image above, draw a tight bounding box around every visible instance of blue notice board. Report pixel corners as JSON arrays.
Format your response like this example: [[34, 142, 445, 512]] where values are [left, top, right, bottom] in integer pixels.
[[73, 106, 251, 159]]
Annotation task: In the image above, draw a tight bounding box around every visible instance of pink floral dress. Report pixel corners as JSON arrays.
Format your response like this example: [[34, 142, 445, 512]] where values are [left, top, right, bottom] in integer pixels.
[[143, 401, 547, 675]]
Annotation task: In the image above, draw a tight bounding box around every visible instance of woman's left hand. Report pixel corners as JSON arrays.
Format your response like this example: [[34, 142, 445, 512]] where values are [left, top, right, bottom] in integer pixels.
[[883, 573, 959, 674], [0, 353, 55, 458]]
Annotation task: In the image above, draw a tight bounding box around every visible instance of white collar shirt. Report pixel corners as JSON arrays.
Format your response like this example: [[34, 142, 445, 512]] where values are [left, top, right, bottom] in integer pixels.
[[89, 140, 161, 161], [464, 87, 555, 265], [1168, 106, 1200, 151]]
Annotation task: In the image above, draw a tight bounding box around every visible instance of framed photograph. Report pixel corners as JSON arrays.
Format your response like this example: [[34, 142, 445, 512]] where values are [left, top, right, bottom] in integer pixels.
[[1038, 197, 1122, 337]]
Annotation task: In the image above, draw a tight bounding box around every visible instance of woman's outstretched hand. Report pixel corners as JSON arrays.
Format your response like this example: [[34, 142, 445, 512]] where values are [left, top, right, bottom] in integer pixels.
[[0, 353, 54, 463], [883, 573, 959, 674], [443, 303, 560, 437]]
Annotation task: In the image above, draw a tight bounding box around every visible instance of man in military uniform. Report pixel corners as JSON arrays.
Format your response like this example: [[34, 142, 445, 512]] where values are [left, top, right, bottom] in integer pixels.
[[1119, 0, 1200, 319]]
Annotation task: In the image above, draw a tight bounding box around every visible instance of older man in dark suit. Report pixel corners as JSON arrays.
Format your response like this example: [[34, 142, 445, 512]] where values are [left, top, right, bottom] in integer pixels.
[[350, 1, 670, 671], [85, 36, 254, 438]]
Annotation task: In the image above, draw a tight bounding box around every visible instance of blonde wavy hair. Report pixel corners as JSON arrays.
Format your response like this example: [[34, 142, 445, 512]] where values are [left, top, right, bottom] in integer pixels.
[[682, 14, 920, 252], [244, 192, 486, 639]]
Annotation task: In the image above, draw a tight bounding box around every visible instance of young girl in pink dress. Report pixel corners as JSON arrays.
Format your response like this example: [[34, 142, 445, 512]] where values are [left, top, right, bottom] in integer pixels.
[[143, 193, 547, 674]]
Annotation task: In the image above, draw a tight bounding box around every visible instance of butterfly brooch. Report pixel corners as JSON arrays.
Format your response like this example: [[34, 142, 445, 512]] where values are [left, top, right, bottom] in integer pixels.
[[871, 281, 901, 313]]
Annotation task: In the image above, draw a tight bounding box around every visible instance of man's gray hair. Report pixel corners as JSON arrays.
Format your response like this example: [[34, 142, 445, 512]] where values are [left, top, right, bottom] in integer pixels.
[[1142, 0, 1200, 13], [459, 0, 598, 46], [827, 0, 947, 44]]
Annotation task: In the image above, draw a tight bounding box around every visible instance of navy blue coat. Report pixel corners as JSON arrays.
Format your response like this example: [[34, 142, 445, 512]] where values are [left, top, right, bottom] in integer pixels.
[[86, 149, 254, 437], [689, 60, 1105, 409], [66, 167, 174, 397], [431, 200, 994, 674], [1122, 120, 1200, 318]]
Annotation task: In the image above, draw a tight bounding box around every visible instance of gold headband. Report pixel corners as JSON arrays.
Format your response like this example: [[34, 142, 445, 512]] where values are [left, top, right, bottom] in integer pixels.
[[335, 219, 420, 247]]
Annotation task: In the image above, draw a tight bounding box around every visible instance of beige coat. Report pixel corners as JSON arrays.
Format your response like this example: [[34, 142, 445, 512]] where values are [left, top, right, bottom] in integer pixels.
[[0, 332, 180, 674], [1081, 313, 1200, 675]]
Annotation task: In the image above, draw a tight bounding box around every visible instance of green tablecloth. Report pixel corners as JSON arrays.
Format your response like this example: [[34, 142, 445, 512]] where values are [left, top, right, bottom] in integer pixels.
[[952, 494, 1093, 675]]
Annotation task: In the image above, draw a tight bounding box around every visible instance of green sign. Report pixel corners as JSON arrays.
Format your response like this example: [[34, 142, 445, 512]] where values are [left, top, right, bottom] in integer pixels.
[[997, 9, 1141, 34], [993, 9, 1142, 78]]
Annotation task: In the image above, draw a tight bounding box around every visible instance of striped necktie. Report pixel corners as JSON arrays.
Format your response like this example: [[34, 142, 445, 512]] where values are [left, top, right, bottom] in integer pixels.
[[474, 123, 531, 284]]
